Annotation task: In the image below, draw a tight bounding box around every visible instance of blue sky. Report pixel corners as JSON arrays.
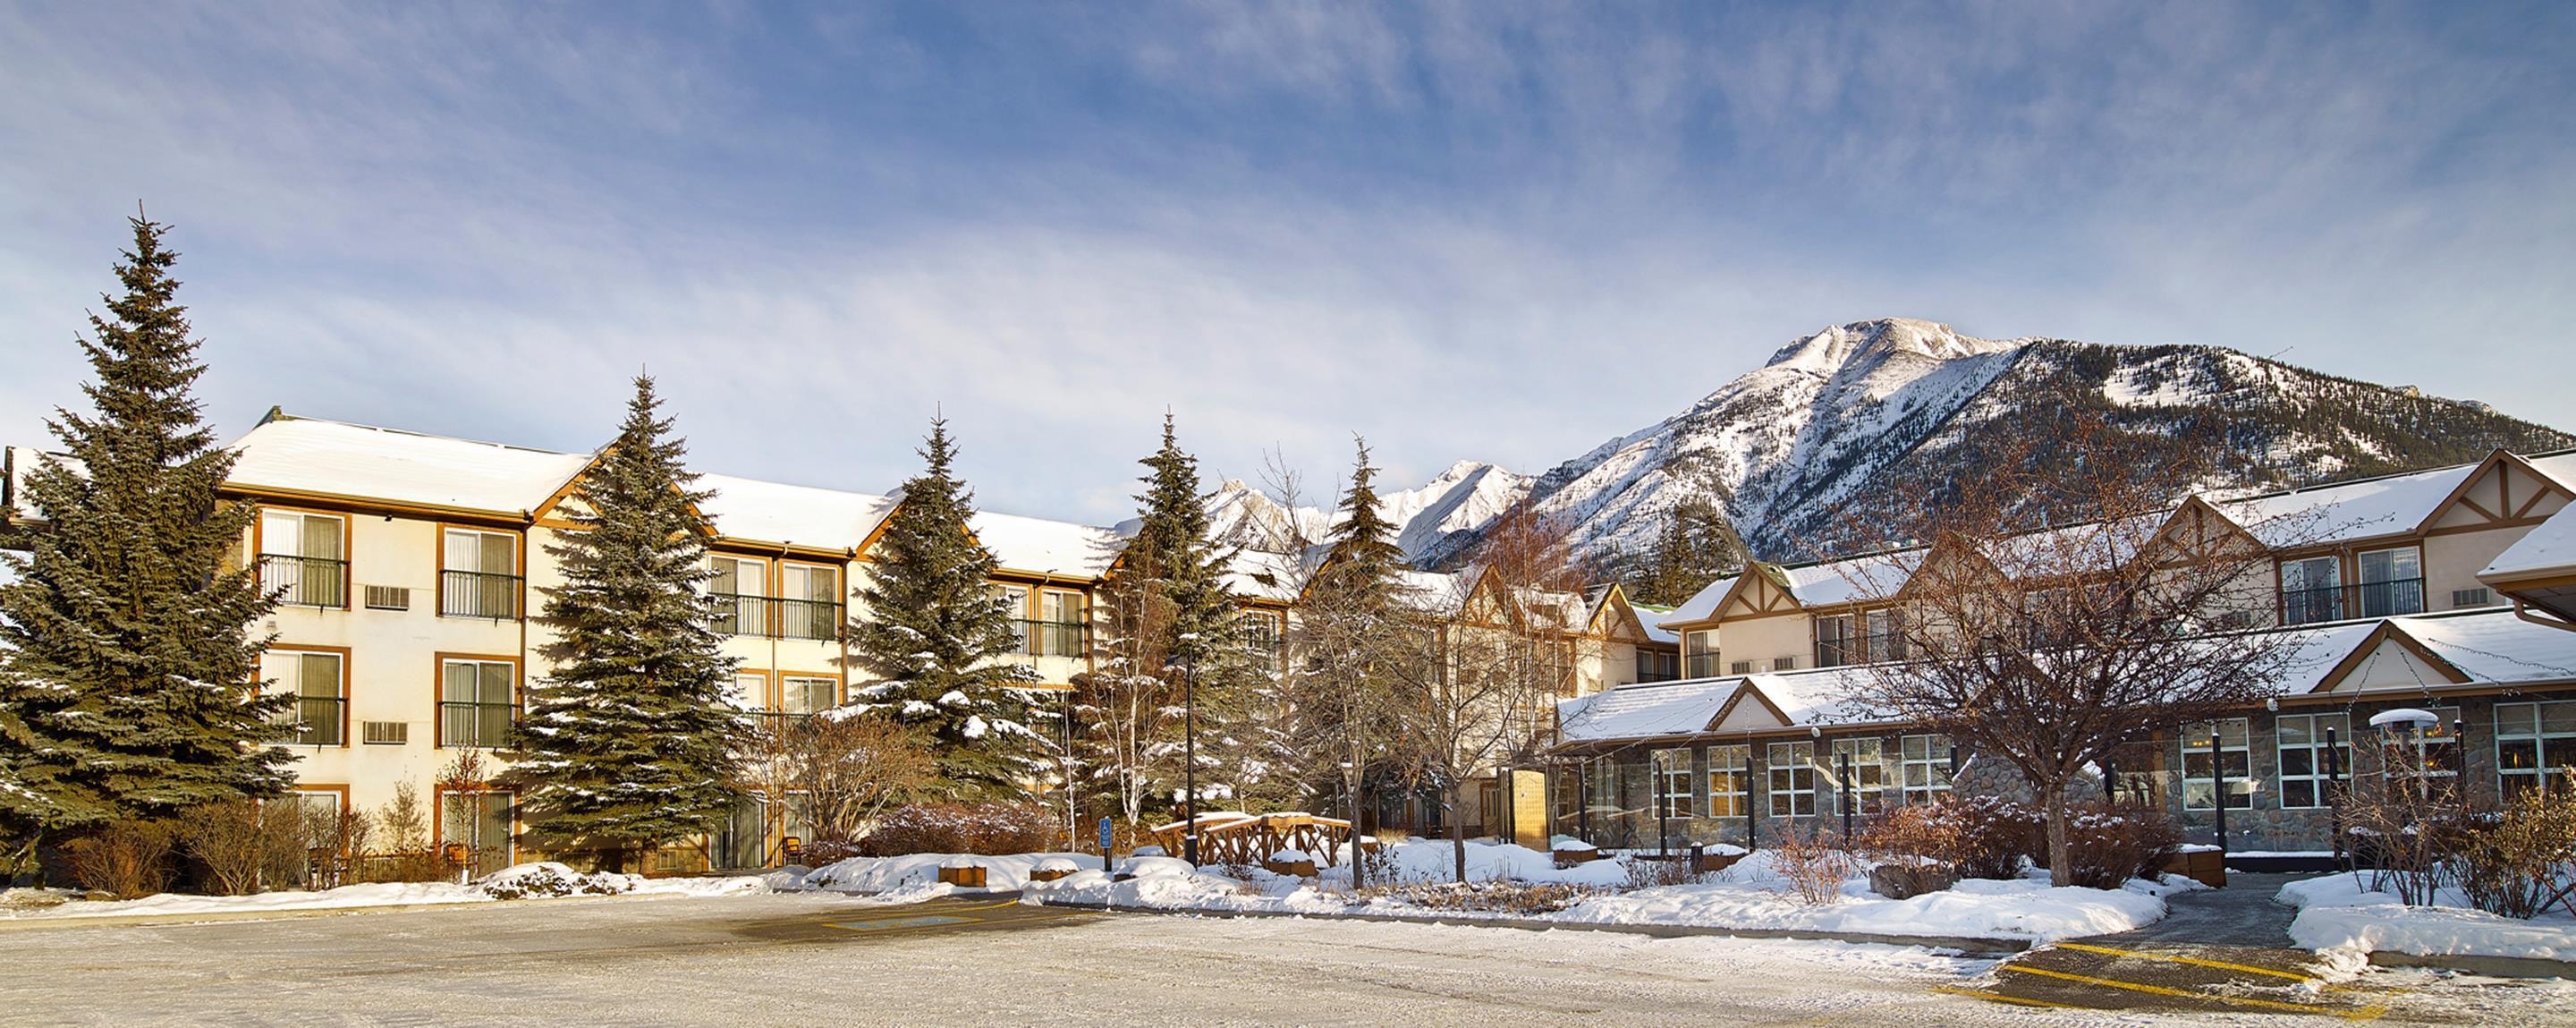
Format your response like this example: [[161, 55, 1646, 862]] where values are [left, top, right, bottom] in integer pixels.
[[4, 2, 2572, 523]]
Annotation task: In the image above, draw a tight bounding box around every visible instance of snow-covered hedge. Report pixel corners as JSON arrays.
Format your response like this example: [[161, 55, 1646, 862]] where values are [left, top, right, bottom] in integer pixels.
[[2281, 874, 2576, 963]]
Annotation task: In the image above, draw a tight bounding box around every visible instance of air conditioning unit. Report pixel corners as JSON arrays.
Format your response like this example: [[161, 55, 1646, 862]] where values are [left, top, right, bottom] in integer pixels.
[[362, 720, 410, 745], [363, 585, 411, 610], [2453, 588, 2493, 608]]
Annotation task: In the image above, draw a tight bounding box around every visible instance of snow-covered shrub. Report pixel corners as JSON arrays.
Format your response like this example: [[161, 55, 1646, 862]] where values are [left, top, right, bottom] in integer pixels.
[[1767, 821, 1858, 905], [477, 862, 631, 900], [2453, 780, 2576, 919], [1361, 880, 1600, 914], [859, 802, 1057, 856], [1624, 856, 1697, 889], [61, 820, 174, 900], [1912, 795, 2040, 879], [2058, 802, 2181, 889]]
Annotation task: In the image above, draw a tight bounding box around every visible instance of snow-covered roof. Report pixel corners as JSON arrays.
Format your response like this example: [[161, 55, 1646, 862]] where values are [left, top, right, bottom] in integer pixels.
[[1220, 549, 1307, 603], [225, 415, 595, 516], [2483, 503, 2576, 582], [1555, 678, 1735, 744], [1739, 670, 1885, 726], [2392, 610, 2576, 685], [1631, 604, 1680, 645], [696, 473, 895, 551], [1775, 551, 1910, 607], [1663, 575, 1737, 627], [2220, 453, 2576, 549], [972, 510, 1123, 579]]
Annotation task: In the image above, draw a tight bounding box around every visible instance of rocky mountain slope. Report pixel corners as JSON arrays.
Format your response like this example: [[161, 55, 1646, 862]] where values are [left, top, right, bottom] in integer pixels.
[[1215, 318, 2574, 568]]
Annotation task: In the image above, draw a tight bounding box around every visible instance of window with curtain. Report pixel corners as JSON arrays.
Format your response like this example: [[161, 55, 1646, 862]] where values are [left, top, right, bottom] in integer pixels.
[[267, 650, 343, 746], [441, 529, 519, 618], [782, 564, 840, 640], [709, 556, 768, 635], [439, 658, 514, 747], [2356, 547, 2424, 617], [780, 676, 838, 716], [259, 511, 345, 607]]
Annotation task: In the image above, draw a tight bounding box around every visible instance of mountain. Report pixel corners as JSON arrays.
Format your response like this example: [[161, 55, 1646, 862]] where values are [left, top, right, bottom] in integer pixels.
[[1226, 318, 2574, 571], [1192, 459, 1534, 567]]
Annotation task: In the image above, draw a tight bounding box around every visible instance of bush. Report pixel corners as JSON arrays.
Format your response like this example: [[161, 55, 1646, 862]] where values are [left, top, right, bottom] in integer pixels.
[[1901, 795, 2038, 879], [2058, 802, 2181, 889], [859, 803, 1057, 856], [175, 801, 268, 896], [62, 821, 174, 899], [2453, 782, 2576, 920], [1767, 820, 1858, 905], [1357, 880, 1600, 914]]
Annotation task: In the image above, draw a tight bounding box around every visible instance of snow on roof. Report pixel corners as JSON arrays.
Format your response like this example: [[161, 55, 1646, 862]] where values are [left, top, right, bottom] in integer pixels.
[[225, 416, 595, 516], [1220, 549, 1307, 603], [2220, 463, 2478, 548], [1555, 678, 1736, 744], [696, 473, 895, 550], [1392, 567, 1473, 614], [972, 510, 1123, 579], [2392, 610, 2576, 685], [1664, 574, 1737, 626], [1740, 670, 1885, 726], [2483, 503, 2576, 582], [1633, 604, 1681, 645], [1777, 551, 1911, 607]]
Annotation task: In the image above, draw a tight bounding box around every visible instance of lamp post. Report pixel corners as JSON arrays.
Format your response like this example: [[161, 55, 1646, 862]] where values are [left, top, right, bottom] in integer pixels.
[[1655, 750, 1672, 859], [1837, 749, 1854, 842], [2325, 725, 2343, 866]]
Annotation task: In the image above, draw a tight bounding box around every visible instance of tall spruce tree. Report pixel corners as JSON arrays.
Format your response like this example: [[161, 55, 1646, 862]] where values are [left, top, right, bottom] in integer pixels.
[[506, 375, 741, 872], [850, 417, 1041, 795], [1291, 437, 1414, 884], [0, 216, 292, 878]]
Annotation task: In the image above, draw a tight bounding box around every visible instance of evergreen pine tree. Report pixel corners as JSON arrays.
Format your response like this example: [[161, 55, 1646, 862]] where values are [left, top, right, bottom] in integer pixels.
[[0, 216, 292, 877], [505, 375, 741, 872], [1292, 438, 1415, 882], [1132, 415, 1238, 671], [850, 417, 1041, 795]]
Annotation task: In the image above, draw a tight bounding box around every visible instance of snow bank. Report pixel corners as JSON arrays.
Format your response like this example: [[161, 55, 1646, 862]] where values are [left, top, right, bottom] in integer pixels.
[[1, 862, 770, 921], [789, 852, 1099, 893], [2280, 874, 2576, 962]]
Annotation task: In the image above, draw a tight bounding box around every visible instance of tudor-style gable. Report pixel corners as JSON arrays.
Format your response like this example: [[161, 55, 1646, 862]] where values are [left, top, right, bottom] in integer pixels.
[[2424, 451, 2574, 535], [2309, 621, 2471, 694]]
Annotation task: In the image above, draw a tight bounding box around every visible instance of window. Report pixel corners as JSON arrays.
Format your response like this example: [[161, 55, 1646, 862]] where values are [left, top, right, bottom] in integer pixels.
[[1863, 609, 1905, 661], [1000, 585, 1032, 651], [717, 794, 770, 869], [440, 529, 518, 618], [780, 564, 840, 641], [1684, 632, 1721, 678], [2453, 588, 2493, 608], [780, 675, 837, 716], [1706, 743, 1750, 818], [1767, 742, 1817, 817], [2281, 556, 2342, 624], [1817, 615, 1855, 667], [2182, 718, 2252, 810], [2276, 713, 2351, 809], [732, 671, 768, 712], [2497, 701, 2576, 799], [1651, 747, 1693, 820], [1828, 738, 1889, 814], [439, 658, 515, 747], [1899, 734, 1952, 804], [1633, 649, 1679, 683], [709, 556, 769, 636], [440, 790, 513, 878], [267, 650, 344, 746], [2356, 546, 2423, 617], [259, 511, 345, 607], [1037, 590, 1084, 657], [284, 789, 344, 827], [1240, 610, 1284, 673]]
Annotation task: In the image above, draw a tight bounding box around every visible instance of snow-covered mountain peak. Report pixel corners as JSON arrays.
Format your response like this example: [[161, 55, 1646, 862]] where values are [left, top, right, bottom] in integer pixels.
[[1763, 318, 2029, 375]]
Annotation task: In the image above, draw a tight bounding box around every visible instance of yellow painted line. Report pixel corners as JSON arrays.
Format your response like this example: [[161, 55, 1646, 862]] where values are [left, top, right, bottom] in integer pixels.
[[2050, 942, 2319, 982], [1929, 985, 2092, 1010], [1999, 964, 2385, 1020]]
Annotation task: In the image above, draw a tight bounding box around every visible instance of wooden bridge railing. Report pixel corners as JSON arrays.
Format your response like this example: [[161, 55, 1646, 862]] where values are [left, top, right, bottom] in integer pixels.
[[1148, 812, 1355, 867]]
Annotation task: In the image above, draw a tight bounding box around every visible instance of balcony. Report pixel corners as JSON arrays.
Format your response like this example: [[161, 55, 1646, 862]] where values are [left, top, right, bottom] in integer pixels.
[[277, 695, 343, 746], [260, 555, 348, 608], [439, 700, 518, 748], [711, 594, 843, 641], [1014, 619, 1089, 658], [2283, 577, 2424, 625], [440, 570, 521, 620]]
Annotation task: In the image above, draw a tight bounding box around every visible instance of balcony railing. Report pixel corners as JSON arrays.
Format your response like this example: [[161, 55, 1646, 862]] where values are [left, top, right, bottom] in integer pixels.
[[260, 555, 348, 608], [1684, 652, 1723, 679], [277, 695, 343, 746], [711, 595, 843, 641], [439, 700, 518, 748], [2283, 577, 2424, 625], [440, 570, 521, 620], [1015, 619, 1089, 658]]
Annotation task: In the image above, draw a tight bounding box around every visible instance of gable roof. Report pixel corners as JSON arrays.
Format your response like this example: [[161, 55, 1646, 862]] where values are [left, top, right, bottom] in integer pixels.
[[698, 473, 897, 553], [972, 510, 1124, 580], [2484, 503, 2576, 584], [225, 414, 596, 517]]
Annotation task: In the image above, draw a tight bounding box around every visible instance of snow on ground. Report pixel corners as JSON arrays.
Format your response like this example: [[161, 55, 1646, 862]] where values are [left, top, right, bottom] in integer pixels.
[[0, 862, 769, 920], [999, 840, 2172, 943], [782, 851, 1100, 893], [2280, 874, 2576, 962]]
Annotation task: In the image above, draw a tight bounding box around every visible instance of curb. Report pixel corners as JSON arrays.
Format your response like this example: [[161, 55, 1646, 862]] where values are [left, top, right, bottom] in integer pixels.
[[2365, 950, 2576, 980], [1034, 898, 2033, 956]]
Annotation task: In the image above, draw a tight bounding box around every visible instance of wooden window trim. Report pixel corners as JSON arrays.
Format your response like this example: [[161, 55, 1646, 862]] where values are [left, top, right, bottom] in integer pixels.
[[253, 505, 355, 612], [777, 670, 842, 712], [267, 643, 353, 749], [431, 783, 518, 870], [435, 524, 524, 621], [432, 651, 520, 749]]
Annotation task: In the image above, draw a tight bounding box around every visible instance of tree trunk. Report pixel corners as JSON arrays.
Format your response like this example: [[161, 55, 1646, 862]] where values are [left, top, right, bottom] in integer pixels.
[[1450, 782, 1470, 883], [2042, 781, 2072, 888]]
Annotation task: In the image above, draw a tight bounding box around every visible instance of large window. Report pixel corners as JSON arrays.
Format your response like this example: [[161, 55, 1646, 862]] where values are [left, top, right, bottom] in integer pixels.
[[2276, 713, 2351, 809], [1767, 742, 1816, 817], [2356, 546, 2424, 617], [2280, 556, 2342, 624], [1828, 738, 1890, 814], [440, 529, 519, 619], [1684, 631, 1721, 678], [439, 658, 515, 748], [1817, 615, 1856, 667], [1238, 609, 1284, 673], [440, 790, 513, 878], [259, 511, 346, 608], [1863, 609, 1904, 661], [780, 675, 837, 716], [2497, 701, 2576, 799], [732, 671, 768, 713], [267, 650, 344, 746], [1899, 734, 1952, 804], [1706, 743, 1750, 818], [1634, 649, 1680, 684], [2182, 718, 2252, 811], [1035, 590, 1085, 657], [780, 564, 841, 641], [1000, 585, 1032, 651], [709, 556, 769, 636], [1650, 748, 1693, 820]]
